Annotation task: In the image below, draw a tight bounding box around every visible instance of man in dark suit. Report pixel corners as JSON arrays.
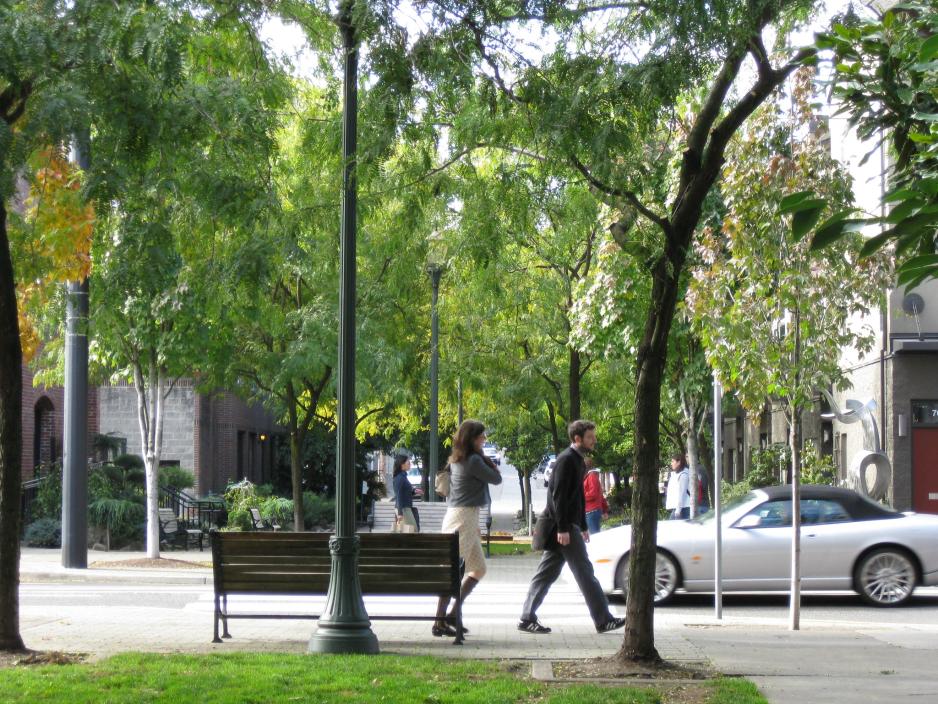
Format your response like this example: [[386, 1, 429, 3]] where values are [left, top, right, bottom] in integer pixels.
[[518, 420, 625, 634]]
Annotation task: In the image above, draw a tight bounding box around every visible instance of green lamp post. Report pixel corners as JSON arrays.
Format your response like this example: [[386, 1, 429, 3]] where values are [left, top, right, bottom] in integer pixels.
[[309, 0, 378, 655]]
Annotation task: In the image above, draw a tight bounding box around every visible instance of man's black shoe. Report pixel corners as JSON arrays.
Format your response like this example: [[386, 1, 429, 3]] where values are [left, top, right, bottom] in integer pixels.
[[596, 617, 625, 633], [517, 618, 552, 634]]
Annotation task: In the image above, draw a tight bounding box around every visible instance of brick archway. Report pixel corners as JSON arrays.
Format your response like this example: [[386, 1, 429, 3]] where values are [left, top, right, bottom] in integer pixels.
[[34, 395, 56, 471]]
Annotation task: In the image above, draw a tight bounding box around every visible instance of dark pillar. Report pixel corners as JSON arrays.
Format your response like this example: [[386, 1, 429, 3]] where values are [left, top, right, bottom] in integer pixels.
[[309, 0, 378, 654], [427, 264, 442, 502], [61, 135, 90, 569]]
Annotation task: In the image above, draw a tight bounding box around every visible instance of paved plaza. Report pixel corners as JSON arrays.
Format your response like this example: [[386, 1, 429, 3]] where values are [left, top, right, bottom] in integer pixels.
[[17, 544, 938, 703]]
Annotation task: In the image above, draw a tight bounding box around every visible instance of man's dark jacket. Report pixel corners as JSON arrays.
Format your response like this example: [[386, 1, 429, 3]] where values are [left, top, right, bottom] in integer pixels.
[[532, 446, 587, 550]]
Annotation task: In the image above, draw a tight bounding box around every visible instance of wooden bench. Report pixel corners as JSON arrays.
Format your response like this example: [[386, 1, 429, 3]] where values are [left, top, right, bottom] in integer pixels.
[[210, 531, 464, 644], [158, 507, 204, 551], [367, 500, 494, 556]]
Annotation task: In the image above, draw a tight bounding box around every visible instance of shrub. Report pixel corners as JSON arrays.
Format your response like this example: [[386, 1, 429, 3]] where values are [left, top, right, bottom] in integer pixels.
[[302, 492, 335, 529], [32, 462, 63, 521], [24, 518, 61, 548], [159, 466, 195, 491], [721, 478, 754, 505], [259, 496, 294, 526], [801, 441, 837, 486], [747, 445, 788, 487]]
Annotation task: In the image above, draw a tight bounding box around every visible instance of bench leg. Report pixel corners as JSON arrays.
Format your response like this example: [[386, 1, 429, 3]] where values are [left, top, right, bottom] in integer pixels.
[[212, 595, 223, 644], [453, 593, 464, 646], [222, 595, 232, 639]]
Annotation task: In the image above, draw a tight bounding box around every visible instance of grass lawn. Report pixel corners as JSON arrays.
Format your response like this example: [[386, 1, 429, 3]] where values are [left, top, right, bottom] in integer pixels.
[[488, 541, 533, 556], [0, 653, 767, 704]]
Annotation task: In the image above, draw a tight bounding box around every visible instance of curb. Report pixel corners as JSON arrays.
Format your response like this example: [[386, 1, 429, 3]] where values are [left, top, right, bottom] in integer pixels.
[[21, 570, 213, 586]]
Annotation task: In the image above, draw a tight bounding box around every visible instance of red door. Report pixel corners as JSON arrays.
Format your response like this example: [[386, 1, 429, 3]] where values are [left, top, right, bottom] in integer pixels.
[[912, 427, 938, 514]]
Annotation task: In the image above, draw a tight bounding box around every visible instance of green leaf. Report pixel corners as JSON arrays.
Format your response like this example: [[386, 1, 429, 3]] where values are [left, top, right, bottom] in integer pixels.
[[792, 206, 825, 242], [897, 263, 938, 286], [858, 231, 894, 258], [913, 112, 938, 122], [810, 216, 868, 251], [899, 254, 938, 273], [778, 191, 817, 213], [919, 34, 938, 62], [884, 187, 917, 203], [912, 61, 938, 73]]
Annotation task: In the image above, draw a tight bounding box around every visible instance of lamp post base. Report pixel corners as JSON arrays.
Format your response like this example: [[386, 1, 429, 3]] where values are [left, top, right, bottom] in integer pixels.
[[308, 535, 379, 654], [308, 624, 379, 654]]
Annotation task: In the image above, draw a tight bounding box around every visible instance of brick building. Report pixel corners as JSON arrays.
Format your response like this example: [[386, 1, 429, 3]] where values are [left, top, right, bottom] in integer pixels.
[[20, 369, 283, 497]]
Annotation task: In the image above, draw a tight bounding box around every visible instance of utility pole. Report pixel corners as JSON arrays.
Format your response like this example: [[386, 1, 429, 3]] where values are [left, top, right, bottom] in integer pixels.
[[61, 134, 90, 569], [309, 0, 378, 654], [427, 264, 442, 502]]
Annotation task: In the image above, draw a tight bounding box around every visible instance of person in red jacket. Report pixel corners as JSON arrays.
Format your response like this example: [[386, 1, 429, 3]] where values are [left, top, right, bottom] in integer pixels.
[[583, 457, 609, 534]]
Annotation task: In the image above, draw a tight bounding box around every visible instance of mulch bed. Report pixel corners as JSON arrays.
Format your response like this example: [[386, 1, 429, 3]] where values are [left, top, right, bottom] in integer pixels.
[[552, 656, 711, 681], [0, 650, 87, 669]]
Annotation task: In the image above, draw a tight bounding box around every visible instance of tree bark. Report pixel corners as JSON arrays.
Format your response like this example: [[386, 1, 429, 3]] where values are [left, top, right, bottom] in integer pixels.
[[619, 249, 686, 663], [0, 200, 25, 651], [286, 383, 305, 531], [135, 356, 165, 559], [569, 347, 581, 421]]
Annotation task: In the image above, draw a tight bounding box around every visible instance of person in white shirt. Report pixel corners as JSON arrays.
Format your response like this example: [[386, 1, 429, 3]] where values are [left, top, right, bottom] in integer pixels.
[[668, 453, 691, 519]]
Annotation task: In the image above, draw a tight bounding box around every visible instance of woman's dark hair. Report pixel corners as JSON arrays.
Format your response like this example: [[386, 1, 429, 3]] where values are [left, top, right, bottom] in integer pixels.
[[671, 452, 686, 466], [448, 420, 486, 465], [392, 453, 410, 477]]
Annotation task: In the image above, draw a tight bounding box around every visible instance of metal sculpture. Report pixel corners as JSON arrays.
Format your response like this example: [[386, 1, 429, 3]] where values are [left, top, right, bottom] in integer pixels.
[[821, 390, 891, 500]]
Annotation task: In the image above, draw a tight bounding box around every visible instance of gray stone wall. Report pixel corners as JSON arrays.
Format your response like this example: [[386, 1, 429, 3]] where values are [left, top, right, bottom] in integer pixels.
[[97, 382, 195, 471]]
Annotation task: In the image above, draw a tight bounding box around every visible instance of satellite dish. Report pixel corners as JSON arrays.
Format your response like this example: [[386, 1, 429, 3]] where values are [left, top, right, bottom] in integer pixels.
[[902, 293, 925, 316]]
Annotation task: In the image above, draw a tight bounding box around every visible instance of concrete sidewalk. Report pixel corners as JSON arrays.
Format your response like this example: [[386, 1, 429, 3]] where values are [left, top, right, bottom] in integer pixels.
[[17, 547, 938, 704]]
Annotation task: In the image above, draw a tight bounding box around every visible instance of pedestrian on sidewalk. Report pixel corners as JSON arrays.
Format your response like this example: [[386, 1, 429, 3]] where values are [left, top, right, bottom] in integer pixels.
[[392, 453, 420, 532], [433, 419, 502, 638], [670, 453, 691, 520], [583, 457, 609, 535], [519, 420, 625, 635]]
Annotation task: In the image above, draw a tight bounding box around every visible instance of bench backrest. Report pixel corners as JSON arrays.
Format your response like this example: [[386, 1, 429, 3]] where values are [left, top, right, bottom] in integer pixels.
[[212, 531, 460, 598], [158, 507, 179, 534], [369, 501, 490, 534]]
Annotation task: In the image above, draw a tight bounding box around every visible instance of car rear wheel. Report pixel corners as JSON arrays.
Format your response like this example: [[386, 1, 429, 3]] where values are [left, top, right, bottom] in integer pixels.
[[855, 548, 916, 606], [616, 550, 679, 606]]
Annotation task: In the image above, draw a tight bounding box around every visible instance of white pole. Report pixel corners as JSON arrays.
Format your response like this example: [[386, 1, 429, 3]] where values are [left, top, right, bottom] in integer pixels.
[[714, 376, 723, 621]]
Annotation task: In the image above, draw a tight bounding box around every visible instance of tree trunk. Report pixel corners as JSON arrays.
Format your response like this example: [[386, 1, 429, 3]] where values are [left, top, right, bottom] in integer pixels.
[[686, 421, 700, 518], [290, 432, 304, 531], [569, 348, 581, 421], [135, 357, 164, 559], [523, 469, 533, 535], [789, 404, 802, 631], [286, 383, 305, 531], [619, 253, 686, 663], [680, 391, 700, 517], [0, 200, 25, 651]]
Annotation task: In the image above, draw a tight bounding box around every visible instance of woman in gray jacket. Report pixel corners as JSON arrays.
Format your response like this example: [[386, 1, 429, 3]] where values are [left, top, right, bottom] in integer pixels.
[[433, 419, 502, 638]]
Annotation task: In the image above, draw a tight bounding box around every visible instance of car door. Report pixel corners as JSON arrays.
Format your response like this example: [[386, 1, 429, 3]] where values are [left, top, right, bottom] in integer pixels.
[[722, 499, 792, 590], [799, 498, 856, 590]]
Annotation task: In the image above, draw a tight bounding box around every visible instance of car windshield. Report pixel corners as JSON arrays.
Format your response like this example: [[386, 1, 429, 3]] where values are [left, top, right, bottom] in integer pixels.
[[692, 491, 759, 523]]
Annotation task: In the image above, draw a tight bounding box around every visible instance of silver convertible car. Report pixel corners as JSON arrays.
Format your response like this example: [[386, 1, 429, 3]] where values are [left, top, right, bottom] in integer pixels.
[[585, 485, 938, 606]]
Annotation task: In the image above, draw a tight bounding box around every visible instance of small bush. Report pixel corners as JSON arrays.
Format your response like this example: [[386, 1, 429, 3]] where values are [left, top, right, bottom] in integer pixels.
[[32, 462, 63, 521], [801, 441, 837, 486], [302, 492, 335, 529], [24, 518, 61, 548], [747, 445, 788, 487], [159, 466, 195, 491]]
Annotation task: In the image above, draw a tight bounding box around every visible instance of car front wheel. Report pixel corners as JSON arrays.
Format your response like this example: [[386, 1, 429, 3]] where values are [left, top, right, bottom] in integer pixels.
[[855, 547, 916, 606], [616, 550, 679, 606]]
